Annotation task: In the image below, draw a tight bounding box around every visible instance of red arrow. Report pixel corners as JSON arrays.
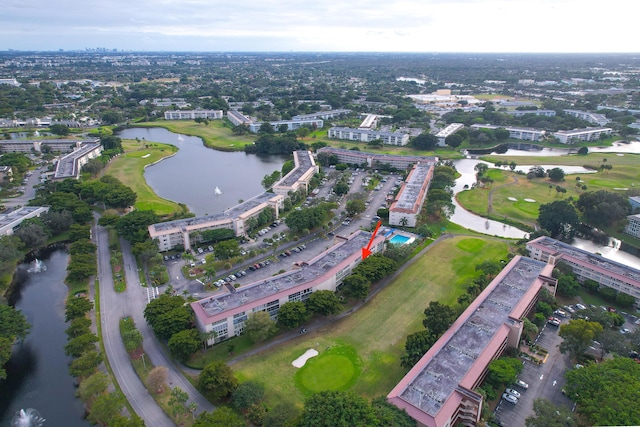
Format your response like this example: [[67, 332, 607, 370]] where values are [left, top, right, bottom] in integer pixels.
[[362, 220, 382, 260]]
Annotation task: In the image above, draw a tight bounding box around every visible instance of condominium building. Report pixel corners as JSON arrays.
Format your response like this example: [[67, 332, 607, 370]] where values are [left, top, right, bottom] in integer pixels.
[[291, 109, 352, 121], [271, 150, 319, 197], [389, 163, 434, 228], [191, 230, 386, 345], [553, 127, 612, 144], [226, 110, 254, 127], [148, 192, 284, 252], [628, 196, 640, 212], [52, 141, 103, 180], [316, 147, 437, 170], [470, 124, 546, 142], [0, 206, 50, 236], [526, 236, 640, 302], [624, 214, 640, 239], [164, 110, 223, 120], [507, 109, 556, 117], [388, 256, 556, 427], [327, 127, 410, 146], [248, 119, 323, 133], [0, 138, 89, 154], [435, 123, 465, 146], [563, 109, 610, 126]]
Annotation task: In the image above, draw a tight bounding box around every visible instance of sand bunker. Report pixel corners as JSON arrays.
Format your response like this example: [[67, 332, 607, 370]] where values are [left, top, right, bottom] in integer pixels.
[[292, 349, 319, 368], [524, 198, 536, 203], [141, 153, 151, 158], [507, 197, 517, 202]]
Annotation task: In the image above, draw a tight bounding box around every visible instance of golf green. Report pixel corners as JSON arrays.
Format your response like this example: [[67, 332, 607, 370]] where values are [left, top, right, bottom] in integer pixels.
[[294, 345, 361, 394]]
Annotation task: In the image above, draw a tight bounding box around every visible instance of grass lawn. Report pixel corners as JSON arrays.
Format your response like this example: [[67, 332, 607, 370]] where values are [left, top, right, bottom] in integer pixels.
[[103, 139, 185, 216], [228, 235, 510, 408], [133, 120, 256, 151]]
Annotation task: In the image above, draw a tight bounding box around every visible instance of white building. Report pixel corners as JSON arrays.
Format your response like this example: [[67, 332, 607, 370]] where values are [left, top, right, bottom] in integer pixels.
[[553, 127, 612, 144], [389, 163, 434, 228], [564, 109, 610, 126], [0, 206, 50, 236], [291, 109, 352, 121], [164, 110, 223, 120], [52, 141, 104, 180], [470, 124, 546, 141], [226, 110, 253, 126], [507, 109, 556, 117], [624, 214, 640, 239], [316, 147, 437, 170], [328, 127, 410, 146], [248, 119, 323, 133], [435, 123, 464, 146], [271, 150, 319, 197]]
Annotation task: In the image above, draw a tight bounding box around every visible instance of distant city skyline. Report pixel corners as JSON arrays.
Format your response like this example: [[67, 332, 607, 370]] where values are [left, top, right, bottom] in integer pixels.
[[2, 0, 638, 53]]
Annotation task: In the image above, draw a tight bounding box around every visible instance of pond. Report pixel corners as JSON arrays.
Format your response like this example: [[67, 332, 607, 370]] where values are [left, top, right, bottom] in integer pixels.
[[469, 140, 640, 157], [117, 127, 287, 216]]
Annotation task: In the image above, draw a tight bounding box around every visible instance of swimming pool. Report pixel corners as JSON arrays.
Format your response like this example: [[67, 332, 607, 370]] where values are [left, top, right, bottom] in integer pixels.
[[388, 234, 414, 245]]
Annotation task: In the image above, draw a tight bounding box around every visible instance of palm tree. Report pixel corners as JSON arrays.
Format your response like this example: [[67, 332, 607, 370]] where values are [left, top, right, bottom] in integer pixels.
[[399, 217, 409, 228]]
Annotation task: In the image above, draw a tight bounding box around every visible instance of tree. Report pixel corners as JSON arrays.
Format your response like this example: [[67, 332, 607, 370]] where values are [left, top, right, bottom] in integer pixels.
[[262, 170, 282, 189], [342, 274, 371, 300], [198, 361, 238, 400], [485, 357, 523, 388], [214, 239, 241, 260], [371, 396, 416, 427], [244, 311, 278, 343], [14, 222, 48, 249], [547, 167, 565, 182], [522, 318, 539, 341], [422, 301, 457, 337], [68, 350, 103, 378], [65, 295, 94, 322], [346, 199, 366, 217], [64, 332, 99, 357], [401, 330, 438, 370], [525, 398, 578, 427], [597, 329, 629, 360], [168, 328, 201, 362], [77, 371, 109, 405], [115, 210, 159, 245], [277, 301, 309, 329], [352, 253, 397, 282], [49, 123, 71, 136], [65, 316, 92, 338], [564, 357, 640, 426], [576, 190, 630, 228], [143, 294, 187, 335], [168, 386, 189, 417], [0, 305, 30, 342], [194, 407, 245, 427], [556, 274, 580, 297], [147, 366, 168, 394], [445, 133, 463, 148], [306, 290, 342, 316], [153, 305, 193, 341], [231, 380, 265, 411], [300, 390, 378, 427], [475, 260, 501, 278], [411, 133, 438, 150], [263, 402, 301, 427], [537, 200, 579, 240], [559, 319, 603, 360], [87, 391, 125, 426]]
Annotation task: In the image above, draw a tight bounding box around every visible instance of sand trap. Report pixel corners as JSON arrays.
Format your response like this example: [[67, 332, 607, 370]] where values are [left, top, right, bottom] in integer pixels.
[[616, 153, 624, 156], [507, 197, 517, 202], [141, 153, 151, 158], [614, 188, 629, 190], [292, 349, 318, 368], [524, 198, 536, 203]]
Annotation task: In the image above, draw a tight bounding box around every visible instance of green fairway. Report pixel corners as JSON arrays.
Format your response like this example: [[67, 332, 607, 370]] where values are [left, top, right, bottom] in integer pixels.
[[103, 140, 185, 216], [230, 235, 510, 407], [294, 344, 361, 394]]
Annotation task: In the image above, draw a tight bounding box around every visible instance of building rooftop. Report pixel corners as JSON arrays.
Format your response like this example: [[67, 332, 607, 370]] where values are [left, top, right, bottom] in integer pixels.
[[554, 127, 612, 135], [392, 163, 432, 212], [396, 257, 548, 417], [276, 150, 314, 187], [529, 236, 640, 282], [53, 141, 101, 179], [193, 231, 378, 319], [0, 206, 49, 232]]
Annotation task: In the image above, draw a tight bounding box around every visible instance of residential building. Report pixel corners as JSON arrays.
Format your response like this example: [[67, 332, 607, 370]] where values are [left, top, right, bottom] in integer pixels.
[[191, 230, 386, 344], [389, 163, 434, 228], [624, 214, 640, 239], [435, 123, 464, 146], [248, 119, 323, 133], [148, 192, 284, 252], [507, 109, 556, 117], [553, 127, 612, 144], [291, 109, 352, 121], [359, 114, 380, 129], [164, 110, 223, 120], [0, 138, 96, 154], [271, 150, 318, 197], [327, 127, 410, 146], [0, 78, 20, 86], [470, 124, 546, 141], [226, 110, 254, 126], [388, 256, 556, 427], [563, 109, 610, 126], [408, 90, 481, 107], [526, 236, 640, 302], [153, 98, 189, 108], [52, 141, 103, 180], [316, 147, 437, 170], [629, 196, 640, 212], [0, 206, 50, 236]]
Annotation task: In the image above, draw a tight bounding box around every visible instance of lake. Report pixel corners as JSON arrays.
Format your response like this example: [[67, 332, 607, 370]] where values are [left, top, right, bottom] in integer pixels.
[[0, 250, 91, 427], [117, 127, 287, 216]]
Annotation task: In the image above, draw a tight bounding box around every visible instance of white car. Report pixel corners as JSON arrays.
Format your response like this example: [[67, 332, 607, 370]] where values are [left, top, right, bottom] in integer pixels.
[[515, 379, 529, 389], [505, 388, 521, 399], [502, 393, 518, 404]]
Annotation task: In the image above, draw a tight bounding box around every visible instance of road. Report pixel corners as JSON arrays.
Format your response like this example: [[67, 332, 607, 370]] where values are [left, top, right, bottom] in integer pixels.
[[2, 166, 43, 209], [94, 219, 176, 426]]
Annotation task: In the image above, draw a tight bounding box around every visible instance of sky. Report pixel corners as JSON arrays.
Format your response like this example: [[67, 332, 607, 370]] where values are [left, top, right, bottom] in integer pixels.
[[2, 0, 638, 53]]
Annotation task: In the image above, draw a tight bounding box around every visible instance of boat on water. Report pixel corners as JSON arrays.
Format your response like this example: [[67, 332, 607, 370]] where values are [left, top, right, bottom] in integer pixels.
[[214, 186, 222, 195]]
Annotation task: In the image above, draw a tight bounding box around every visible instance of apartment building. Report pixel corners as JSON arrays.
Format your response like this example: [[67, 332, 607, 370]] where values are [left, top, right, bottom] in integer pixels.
[[248, 119, 323, 133], [191, 230, 386, 345], [553, 127, 612, 144], [271, 150, 319, 197], [226, 110, 254, 127], [388, 256, 556, 427], [327, 127, 410, 146], [316, 147, 437, 170], [52, 142, 103, 180], [389, 163, 434, 228], [624, 214, 640, 239], [526, 236, 640, 302], [291, 109, 352, 121], [470, 124, 546, 142], [0, 206, 50, 236], [436, 123, 465, 146], [164, 110, 223, 120], [563, 109, 610, 126], [507, 110, 556, 117]]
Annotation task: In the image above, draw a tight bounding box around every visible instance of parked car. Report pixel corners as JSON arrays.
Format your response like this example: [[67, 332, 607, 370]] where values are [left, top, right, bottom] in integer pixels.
[[547, 317, 561, 327], [505, 388, 521, 399], [575, 303, 587, 310], [502, 393, 518, 404], [515, 379, 529, 389]]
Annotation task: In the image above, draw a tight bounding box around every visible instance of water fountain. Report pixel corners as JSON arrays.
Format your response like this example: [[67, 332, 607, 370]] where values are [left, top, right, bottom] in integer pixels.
[[27, 259, 47, 273], [11, 408, 46, 427]]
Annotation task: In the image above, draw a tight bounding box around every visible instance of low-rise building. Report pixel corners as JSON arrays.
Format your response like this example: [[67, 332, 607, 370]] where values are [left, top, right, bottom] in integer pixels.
[[435, 123, 465, 146], [507, 109, 556, 117], [327, 127, 409, 146], [164, 110, 223, 120], [624, 214, 640, 239], [191, 230, 385, 344], [291, 109, 352, 121], [629, 196, 640, 212], [389, 163, 434, 228], [52, 141, 103, 180], [0, 206, 50, 236], [271, 150, 318, 197], [553, 127, 612, 144], [316, 147, 437, 170], [563, 109, 610, 126], [0, 138, 87, 154], [388, 256, 556, 427], [248, 119, 323, 133], [526, 236, 640, 303], [148, 192, 284, 252], [470, 124, 546, 141]]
